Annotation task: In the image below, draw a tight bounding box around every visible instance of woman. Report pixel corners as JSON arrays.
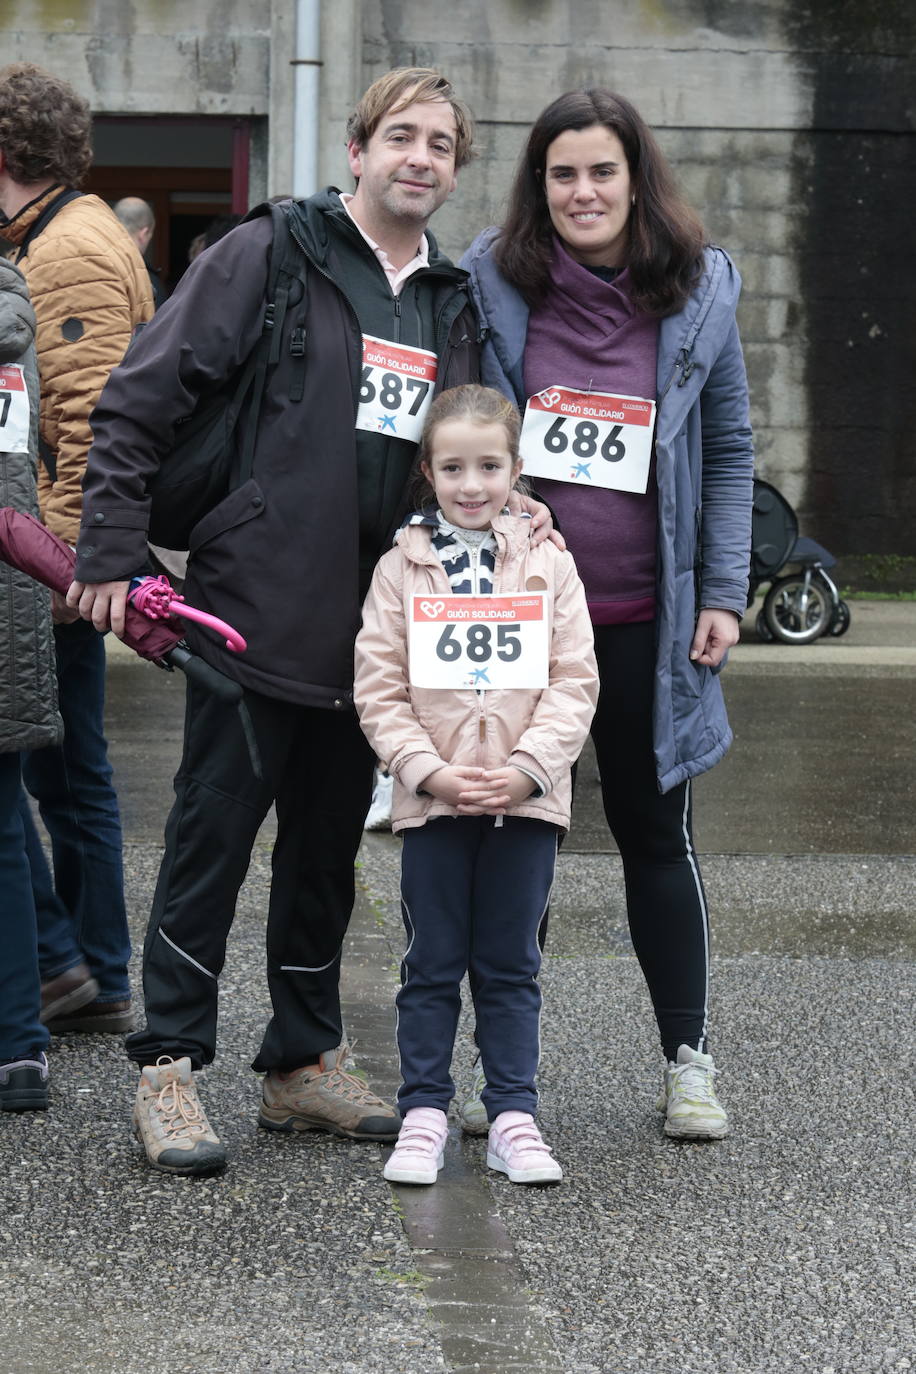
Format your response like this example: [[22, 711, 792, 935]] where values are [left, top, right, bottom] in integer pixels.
[[0, 258, 62, 1111], [460, 90, 754, 1138]]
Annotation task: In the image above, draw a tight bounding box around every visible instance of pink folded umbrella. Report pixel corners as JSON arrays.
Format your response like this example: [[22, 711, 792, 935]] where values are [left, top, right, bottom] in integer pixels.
[[0, 508, 245, 662], [0, 506, 261, 775]]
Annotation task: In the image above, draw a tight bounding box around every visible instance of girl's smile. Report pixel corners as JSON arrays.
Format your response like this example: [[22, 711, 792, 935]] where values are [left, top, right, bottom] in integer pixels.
[[421, 419, 522, 529]]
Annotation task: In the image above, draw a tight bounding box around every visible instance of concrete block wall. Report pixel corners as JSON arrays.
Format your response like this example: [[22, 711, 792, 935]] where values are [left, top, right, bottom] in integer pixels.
[[4, 0, 913, 554], [353, 0, 916, 556], [2, 1, 271, 115]]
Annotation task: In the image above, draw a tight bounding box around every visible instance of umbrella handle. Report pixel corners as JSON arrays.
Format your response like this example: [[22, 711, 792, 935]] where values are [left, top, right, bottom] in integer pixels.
[[164, 601, 247, 653], [129, 576, 247, 653]]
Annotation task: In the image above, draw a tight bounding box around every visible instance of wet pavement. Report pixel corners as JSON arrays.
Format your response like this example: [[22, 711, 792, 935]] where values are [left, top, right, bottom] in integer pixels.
[[2, 599, 913, 1373]]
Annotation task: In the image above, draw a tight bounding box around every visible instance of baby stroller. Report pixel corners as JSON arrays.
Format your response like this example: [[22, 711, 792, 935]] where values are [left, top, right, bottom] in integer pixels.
[[748, 478, 851, 644]]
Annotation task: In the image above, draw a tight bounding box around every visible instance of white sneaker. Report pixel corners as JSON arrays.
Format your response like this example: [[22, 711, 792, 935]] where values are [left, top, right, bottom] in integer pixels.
[[487, 1111, 562, 1184], [364, 771, 393, 831], [656, 1044, 728, 1139], [383, 1107, 448, 1185], [457, 1056, 489, 1135]]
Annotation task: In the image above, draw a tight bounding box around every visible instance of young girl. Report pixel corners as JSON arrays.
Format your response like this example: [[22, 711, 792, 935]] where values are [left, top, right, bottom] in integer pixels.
[[354, 385, 598, 1185]]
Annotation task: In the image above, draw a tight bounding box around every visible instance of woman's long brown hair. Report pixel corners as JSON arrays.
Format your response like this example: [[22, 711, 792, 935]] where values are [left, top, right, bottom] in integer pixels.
[[495, 89, 706, 317]]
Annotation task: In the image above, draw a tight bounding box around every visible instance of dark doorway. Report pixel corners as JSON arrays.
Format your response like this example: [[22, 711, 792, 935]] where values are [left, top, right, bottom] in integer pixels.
[[87, 117, 252, 294]]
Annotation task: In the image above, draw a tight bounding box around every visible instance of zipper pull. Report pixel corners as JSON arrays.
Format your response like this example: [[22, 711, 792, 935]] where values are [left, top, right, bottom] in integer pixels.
[[478, 715, 486, 742]]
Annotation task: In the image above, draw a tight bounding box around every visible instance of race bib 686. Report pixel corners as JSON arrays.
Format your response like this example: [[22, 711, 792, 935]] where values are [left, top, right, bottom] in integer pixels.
[[520, 384, 655, 494]]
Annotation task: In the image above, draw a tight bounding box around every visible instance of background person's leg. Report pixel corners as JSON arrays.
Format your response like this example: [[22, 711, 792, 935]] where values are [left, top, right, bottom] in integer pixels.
[[0, 754, 49, 1064], [22, 620, 131, 1005], [18, 789, 84, 983]]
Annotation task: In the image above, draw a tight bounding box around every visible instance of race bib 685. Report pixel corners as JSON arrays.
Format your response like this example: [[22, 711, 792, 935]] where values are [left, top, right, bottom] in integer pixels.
[[409, 594, 549, 690]]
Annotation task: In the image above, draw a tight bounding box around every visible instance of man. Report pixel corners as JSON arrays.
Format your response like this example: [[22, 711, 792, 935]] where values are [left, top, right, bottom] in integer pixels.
[[0, 63, 152, 1038], [112, 196, 164, 306], [67, 68, 484, 1175]]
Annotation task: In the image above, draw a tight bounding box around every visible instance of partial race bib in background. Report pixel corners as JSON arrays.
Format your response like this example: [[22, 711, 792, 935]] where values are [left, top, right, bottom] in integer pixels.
[[0, 364, 30, 454]]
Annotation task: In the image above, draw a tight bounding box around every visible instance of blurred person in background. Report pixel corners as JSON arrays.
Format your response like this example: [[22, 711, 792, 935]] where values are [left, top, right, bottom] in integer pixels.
[[113, 195, 164, 307], [0, 62, 152, 1040], [0, 258, 63, 1111]]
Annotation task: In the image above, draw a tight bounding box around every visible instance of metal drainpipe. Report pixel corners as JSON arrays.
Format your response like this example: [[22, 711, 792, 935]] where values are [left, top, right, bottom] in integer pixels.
[[291, 0, 321, 198]]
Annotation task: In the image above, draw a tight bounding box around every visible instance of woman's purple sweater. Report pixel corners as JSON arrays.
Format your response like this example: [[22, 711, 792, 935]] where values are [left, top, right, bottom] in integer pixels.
[[523, 238, 659, 624]]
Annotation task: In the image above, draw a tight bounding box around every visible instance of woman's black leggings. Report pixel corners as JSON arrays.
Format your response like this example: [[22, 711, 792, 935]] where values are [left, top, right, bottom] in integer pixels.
[[589, 620, 711, 1062]]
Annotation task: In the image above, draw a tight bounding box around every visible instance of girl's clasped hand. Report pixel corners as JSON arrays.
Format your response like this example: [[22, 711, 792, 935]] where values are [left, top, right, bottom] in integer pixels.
[[423, 764, 535, 813]]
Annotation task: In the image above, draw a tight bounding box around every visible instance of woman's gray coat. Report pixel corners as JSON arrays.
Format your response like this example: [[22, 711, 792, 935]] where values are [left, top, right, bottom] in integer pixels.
[[461, 231, 754, 792], [0, 258, 61, 754]]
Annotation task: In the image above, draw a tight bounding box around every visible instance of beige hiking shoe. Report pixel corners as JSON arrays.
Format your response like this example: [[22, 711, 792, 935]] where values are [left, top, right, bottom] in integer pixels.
[[258, 1041, 400, 1141], [133, 1056, 227, 1175]]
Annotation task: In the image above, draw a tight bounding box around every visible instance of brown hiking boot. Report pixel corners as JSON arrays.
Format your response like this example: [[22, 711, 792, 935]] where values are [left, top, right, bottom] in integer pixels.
[[133, 1056, 227, 1175], [45, 997, 134, 1034], [40, 963, 99, 1024], [258, 1041, 400, 1141]]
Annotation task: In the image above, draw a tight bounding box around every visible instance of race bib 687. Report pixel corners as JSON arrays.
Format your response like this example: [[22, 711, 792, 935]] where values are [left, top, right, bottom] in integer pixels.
[[355, 336, 438, 445]]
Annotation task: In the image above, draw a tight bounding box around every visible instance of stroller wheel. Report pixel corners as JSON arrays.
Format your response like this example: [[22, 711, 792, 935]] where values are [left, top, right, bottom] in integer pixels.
[[828, 599, 851, 637], [755, 609, 776, 643], [763, 575, 832, 644]]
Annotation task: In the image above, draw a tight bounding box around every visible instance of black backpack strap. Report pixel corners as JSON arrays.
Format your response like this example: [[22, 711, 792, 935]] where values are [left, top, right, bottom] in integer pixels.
[[16, 188, 83, 261], [234, 201, 309, 487], [274, 203, 309, 403]]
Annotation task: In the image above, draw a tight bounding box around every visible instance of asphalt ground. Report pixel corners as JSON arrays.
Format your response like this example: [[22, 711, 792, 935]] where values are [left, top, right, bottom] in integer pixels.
[[1, 598, 914, 1374]]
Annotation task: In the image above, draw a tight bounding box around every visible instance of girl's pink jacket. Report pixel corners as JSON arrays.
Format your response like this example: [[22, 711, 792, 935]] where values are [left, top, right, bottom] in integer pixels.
[[354, 513, 599, 833]]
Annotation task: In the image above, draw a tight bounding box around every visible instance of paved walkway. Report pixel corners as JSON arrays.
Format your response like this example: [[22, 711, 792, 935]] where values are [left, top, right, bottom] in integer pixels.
[[2, 600, 913, 1373]]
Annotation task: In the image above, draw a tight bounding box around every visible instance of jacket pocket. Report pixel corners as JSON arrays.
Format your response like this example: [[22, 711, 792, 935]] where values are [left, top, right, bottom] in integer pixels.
[[188, 478, 266, 553]]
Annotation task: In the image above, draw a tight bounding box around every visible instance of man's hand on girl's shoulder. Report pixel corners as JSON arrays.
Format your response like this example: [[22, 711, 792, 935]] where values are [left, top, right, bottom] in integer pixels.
[[509, 491, 567, 550]]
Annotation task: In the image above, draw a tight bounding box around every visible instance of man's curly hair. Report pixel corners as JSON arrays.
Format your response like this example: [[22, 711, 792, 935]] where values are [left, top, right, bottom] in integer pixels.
[[0, 63, 92, 186]]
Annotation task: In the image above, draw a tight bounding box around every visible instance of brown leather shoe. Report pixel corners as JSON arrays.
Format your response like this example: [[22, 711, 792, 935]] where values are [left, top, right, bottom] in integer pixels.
[[40, 963, 99, 1024], [45, 998, 134, 1035]]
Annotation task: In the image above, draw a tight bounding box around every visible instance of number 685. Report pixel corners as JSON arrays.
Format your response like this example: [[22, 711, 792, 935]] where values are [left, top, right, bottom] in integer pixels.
[[435, 623, 521, 662]]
